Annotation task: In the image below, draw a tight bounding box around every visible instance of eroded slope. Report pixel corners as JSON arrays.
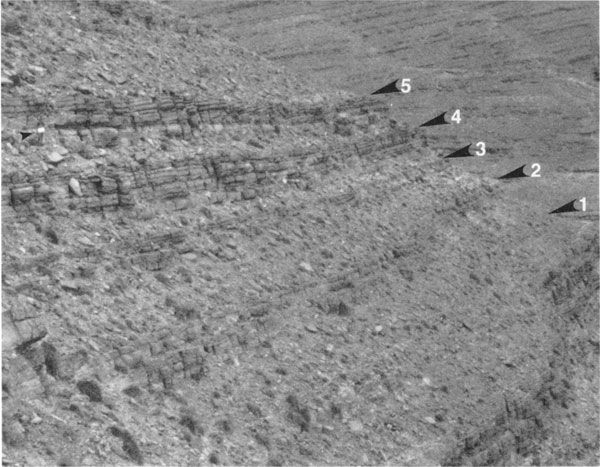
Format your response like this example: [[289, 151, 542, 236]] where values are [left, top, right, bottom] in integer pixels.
[[2, 1, 598, 466]]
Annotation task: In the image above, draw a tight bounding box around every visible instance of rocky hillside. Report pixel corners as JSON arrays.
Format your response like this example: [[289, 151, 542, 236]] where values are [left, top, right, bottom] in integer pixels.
[[2, 1, 598, 466], [195, 1, 600, 173]]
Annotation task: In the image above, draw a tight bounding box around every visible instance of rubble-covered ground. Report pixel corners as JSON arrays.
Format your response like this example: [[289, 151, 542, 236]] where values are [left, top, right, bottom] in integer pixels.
[[2, 1, 598, 466]]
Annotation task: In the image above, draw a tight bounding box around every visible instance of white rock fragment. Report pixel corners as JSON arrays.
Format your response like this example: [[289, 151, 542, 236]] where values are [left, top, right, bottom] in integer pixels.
[[78, 237, 94, 246], [1, 74, 13, 87], [76, 84, 94, 95], [69, 178, 83, 196], [27, 65, 47, 76]]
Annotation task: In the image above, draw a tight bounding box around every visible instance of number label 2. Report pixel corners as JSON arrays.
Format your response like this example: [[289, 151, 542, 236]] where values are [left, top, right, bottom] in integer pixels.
[[531, 163, 541, 177]]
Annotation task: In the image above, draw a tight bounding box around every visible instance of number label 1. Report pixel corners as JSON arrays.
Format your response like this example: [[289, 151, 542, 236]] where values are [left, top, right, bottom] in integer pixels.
[[398, 78, 411, 93], [474, 141, 486, 156], [579, 197, 587, 211], [451, 109, 461, 124], [531, 163, 541, 177]]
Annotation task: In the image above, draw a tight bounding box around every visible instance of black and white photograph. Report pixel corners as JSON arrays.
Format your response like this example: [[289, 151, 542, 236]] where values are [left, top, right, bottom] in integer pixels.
[[1, 0, 599, 465]]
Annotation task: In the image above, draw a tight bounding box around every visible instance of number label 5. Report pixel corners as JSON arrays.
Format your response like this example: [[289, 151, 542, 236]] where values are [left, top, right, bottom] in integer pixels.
[[397, 78, 411, 93]]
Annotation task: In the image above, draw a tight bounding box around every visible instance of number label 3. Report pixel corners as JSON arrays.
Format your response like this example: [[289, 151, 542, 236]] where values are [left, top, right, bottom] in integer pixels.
[[474, 141, 486, 156]]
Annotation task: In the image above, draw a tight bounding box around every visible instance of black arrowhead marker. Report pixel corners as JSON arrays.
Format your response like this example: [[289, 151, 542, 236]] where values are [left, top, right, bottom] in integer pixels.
[[549, 199, 580, 214], [498, 164, 527, 179], [371, 79, 400, 95], [20, 131, 33, 141], [444, 144, 472, 158], [420, 112, 449, 127]]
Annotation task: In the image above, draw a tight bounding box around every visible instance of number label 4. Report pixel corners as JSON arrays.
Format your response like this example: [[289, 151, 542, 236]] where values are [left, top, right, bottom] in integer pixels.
[[450, 109, 461, 124]]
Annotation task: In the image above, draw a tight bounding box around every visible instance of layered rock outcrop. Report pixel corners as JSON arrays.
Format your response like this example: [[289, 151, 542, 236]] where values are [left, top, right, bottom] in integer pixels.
[[2, 92, 412, 223]]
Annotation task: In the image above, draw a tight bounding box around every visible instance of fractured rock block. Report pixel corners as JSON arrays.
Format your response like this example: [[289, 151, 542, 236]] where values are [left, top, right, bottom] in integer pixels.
[[90, 113, 111, 126], [242, 188, 257, 200], [10, 185, 34, 205], [92, 127, 120, 148], [96, 177, 119, 194], [4, 303, 47, 351], [133, 110, 161, 126], [82, 194, 119, 211], [165, 124, 182, 137], [2, 354, 44, 400], [108, 115, 128, 128]]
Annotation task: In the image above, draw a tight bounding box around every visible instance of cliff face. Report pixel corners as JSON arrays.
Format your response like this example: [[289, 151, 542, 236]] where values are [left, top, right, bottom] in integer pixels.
[[2, 1, 598, 466]]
